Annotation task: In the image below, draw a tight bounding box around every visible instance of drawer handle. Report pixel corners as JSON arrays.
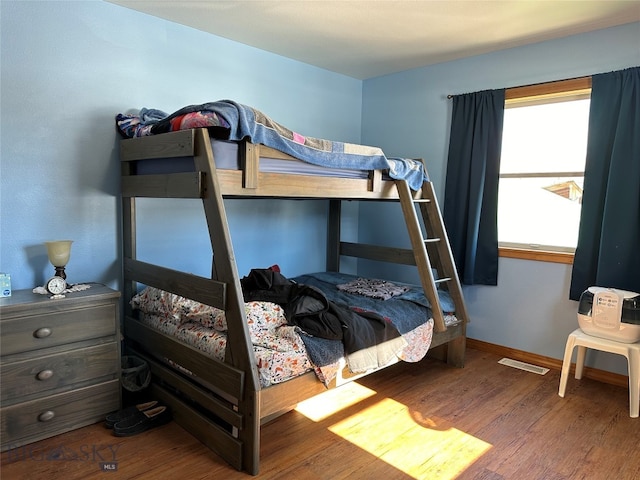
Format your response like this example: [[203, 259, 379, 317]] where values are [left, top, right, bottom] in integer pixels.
[[33, 327, 52, 338], [38, 410, 55, 422], [36, 369, 54, 381]]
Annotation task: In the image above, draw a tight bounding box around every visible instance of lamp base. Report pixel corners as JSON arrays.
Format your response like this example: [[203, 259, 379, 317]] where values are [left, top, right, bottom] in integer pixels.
[[54, 266, 67, 280]]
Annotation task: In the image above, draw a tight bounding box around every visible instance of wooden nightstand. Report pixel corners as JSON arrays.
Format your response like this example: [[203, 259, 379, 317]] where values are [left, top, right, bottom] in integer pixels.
[[0, 284, 121, 451]]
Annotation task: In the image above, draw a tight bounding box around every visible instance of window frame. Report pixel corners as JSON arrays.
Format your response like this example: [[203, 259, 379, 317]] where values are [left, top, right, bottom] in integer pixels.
[[499, 76, 592, 264]]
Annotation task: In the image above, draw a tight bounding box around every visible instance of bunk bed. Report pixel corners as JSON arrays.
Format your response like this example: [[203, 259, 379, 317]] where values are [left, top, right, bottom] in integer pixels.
[[118, 101, 469, 475]]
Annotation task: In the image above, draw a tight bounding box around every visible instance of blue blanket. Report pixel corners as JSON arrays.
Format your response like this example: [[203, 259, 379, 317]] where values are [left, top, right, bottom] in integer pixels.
[[117, 100, 427, 190], [291, 272, 455, 368]]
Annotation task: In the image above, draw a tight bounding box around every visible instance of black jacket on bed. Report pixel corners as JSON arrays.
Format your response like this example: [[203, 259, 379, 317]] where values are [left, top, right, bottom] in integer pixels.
[[240, 269, 406, 371]]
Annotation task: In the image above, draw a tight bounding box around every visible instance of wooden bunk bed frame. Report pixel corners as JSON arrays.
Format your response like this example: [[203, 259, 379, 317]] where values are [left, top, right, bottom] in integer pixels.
[[120, 127, 469, 475]]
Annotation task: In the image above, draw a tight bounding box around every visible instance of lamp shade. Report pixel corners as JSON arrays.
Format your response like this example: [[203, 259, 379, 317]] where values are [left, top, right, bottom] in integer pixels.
[[45, 240, 73, 267]]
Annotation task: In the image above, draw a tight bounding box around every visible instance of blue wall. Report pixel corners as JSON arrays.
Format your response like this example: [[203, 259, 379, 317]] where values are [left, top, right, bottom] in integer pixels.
[[0, 0, 362, 290], [1, 1, 638, 376], [360, 22, 640, 375]]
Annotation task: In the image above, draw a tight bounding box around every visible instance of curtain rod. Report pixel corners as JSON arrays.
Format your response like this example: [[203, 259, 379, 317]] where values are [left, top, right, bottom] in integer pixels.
[[446, 74, 592, 99]]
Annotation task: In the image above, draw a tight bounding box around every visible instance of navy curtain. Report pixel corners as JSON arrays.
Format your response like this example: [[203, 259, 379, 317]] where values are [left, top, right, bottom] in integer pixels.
[[570, 67, 640, 300], [443, 89, 505, 285]]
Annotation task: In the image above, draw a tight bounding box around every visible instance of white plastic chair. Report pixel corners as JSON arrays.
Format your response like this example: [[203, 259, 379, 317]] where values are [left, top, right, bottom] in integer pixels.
[[558, 328, 640, 418]]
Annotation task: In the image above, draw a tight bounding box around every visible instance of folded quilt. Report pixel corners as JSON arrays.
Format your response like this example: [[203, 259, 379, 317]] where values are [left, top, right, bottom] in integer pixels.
[[337, 277, 411, 300]]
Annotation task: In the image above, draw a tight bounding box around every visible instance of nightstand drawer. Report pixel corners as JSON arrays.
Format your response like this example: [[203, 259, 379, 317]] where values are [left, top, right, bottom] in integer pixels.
[[1, 380, 120, 451], [0, 304, 117, 356], [1, 343, 119, 404]]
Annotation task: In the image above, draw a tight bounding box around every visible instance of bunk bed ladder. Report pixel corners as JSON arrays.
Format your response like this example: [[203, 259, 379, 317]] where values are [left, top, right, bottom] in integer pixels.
[[395, 179, 469, 345]]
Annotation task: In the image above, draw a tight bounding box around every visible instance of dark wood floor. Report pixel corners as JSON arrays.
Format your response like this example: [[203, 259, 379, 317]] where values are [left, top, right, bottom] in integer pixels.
[[2, 347, 638, 479]]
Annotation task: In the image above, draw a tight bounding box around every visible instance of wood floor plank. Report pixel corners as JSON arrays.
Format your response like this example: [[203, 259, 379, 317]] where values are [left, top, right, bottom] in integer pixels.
[[2, 347, 638, 479]]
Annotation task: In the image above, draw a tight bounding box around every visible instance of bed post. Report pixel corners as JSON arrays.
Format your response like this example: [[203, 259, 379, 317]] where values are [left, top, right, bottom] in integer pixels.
[[120, 152, 137, 322], [326, 200, 341, 272]]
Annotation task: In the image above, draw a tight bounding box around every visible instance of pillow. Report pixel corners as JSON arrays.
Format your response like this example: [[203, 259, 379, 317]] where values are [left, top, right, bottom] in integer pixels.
[[177, 297, 227, 331], [131, 287, 181, 325], [131, 286, 227, 331]]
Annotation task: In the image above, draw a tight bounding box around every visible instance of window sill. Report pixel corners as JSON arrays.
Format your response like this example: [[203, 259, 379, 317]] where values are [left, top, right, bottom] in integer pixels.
[[499, 247, 574, 264]]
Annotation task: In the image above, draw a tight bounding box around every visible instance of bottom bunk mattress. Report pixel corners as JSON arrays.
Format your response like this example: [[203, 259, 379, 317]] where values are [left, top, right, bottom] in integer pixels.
[[129, 272, 457, 388]]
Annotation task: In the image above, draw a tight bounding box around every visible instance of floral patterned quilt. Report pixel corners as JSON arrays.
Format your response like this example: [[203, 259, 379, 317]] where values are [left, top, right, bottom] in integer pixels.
[[131, 287, 314, 387]]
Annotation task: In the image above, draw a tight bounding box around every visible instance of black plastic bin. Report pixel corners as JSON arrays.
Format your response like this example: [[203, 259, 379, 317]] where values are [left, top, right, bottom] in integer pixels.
[[121, 355, 150, 393]]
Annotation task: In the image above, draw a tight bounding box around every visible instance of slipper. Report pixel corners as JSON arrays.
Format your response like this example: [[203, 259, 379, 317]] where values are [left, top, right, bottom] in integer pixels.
[[112, 405, 172, 437], [105, 400, 158, 428]]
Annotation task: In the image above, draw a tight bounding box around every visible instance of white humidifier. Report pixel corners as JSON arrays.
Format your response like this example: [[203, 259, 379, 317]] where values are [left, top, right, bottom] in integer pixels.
[[577, 287, 640, 343]]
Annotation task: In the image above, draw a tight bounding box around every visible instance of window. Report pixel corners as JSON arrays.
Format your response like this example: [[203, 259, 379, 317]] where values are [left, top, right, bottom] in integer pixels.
[[498, 78, 591, 263]]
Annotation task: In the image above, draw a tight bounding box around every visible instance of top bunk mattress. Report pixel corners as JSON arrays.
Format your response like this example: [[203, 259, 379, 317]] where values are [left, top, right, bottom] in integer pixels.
[[134, 138, 371, 179]]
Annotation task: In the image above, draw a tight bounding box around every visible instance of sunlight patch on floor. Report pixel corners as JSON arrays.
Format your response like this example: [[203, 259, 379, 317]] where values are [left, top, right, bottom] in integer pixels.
[[327, 397, 492, 479], [295, 382, 377, 422]]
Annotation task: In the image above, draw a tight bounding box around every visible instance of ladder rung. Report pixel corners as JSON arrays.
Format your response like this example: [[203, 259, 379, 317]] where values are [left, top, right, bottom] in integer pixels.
[[412, 199, 431, 204], [424, 238, 441, 243], [434, 277, 452, 284]]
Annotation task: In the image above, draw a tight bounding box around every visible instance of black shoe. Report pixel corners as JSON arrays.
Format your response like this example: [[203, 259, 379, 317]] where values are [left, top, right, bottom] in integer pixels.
[[112, 405, 172, 437], [105, 401, 159, 429]]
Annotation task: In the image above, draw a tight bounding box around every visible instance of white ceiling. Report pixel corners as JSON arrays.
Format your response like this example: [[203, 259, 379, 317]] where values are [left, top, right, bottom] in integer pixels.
[[108, 1, 640, 79]]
